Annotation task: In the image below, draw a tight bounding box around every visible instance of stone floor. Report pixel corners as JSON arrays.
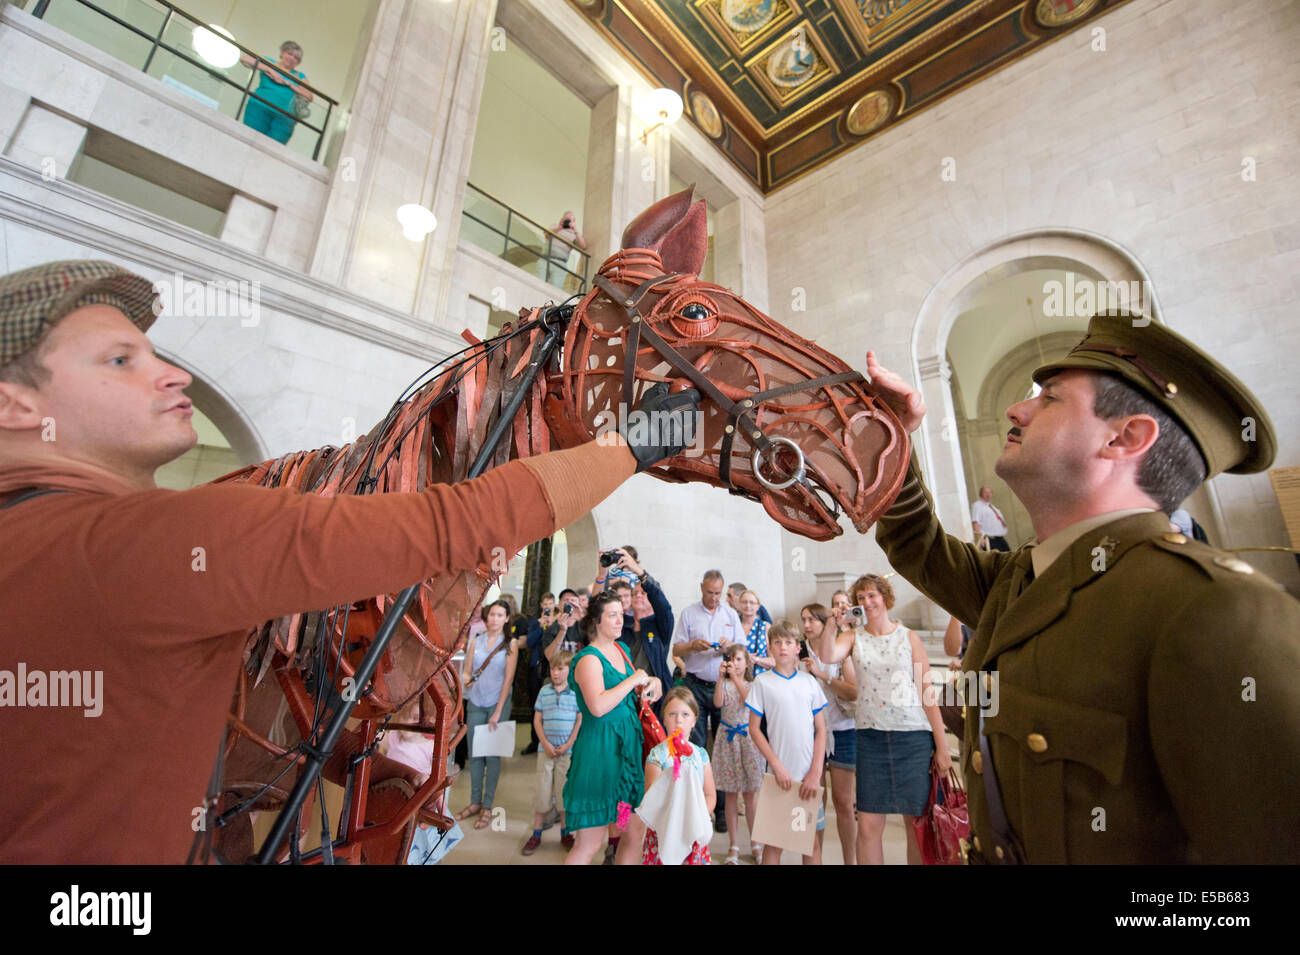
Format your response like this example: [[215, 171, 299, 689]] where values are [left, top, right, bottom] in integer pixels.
[[440, 723, 920, 865]]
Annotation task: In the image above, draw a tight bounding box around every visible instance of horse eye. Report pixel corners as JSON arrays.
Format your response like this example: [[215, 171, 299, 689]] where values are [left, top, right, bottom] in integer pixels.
[[680, 303, 711, 321]]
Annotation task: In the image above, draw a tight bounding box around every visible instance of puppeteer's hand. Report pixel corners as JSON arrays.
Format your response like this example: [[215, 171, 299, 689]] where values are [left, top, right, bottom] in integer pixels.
[[865, 350, 926, 434], [624, 383, 702, 472]]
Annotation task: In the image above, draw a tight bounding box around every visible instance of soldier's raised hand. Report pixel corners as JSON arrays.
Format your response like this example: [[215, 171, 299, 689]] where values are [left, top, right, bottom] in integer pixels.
[[866, 350, 926, 434]]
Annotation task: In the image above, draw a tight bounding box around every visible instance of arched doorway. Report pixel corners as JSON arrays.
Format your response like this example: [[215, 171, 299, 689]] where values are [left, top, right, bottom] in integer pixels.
[[910, 229, 1170, 543]]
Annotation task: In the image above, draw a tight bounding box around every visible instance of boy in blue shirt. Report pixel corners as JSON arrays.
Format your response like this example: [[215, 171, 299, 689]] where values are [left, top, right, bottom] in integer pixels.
[[523, 651, 581, 854]]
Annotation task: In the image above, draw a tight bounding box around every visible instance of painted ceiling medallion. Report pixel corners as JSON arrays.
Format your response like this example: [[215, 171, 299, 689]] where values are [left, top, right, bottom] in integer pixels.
[[766, 33, 819, 88], [722, 0, 778, 34], [690, 90, 723, 138], [1035, 0, 1101, 28], [844, 89, 892, 136]]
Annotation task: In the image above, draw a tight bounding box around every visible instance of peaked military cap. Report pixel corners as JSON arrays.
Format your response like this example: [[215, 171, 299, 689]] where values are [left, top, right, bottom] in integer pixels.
[[0, 260, 159, 367], [1033, 309, 1276, 477]]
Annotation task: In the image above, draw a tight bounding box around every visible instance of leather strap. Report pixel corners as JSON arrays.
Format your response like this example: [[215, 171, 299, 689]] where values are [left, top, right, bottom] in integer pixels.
[[592, 273, 863, 504], [978, 706, 1026, 864], [0, 487, 66, 510]]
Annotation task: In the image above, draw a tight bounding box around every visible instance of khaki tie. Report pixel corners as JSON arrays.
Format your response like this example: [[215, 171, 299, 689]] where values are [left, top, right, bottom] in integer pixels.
[[1007, 547, 1036, 602]]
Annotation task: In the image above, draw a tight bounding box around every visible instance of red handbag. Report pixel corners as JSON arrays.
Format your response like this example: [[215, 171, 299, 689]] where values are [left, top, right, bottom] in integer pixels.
[[616, 643, 665, 761], [911, 768, 970, 865]]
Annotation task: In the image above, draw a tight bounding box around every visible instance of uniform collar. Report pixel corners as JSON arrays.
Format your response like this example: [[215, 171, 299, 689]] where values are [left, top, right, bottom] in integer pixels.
[[1030, 508, 1156, 577], [980, 511, 1176, 666]]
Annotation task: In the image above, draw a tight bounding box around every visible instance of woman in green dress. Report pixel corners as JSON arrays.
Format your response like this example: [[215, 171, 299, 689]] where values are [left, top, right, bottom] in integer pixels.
[[563, 591, 662, 864]]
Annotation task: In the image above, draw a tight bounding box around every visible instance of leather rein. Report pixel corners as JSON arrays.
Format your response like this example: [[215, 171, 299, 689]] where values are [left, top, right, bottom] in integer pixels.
[[592, 271, 861, 522]]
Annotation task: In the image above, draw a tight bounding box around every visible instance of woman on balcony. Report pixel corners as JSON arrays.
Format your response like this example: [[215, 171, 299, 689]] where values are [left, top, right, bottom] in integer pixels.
[[240, 41, 312, 145]]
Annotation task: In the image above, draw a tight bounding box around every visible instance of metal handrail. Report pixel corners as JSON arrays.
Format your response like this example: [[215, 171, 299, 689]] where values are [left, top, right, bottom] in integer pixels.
[[31, 0, 338, 161], [461, 183, 589, 292]]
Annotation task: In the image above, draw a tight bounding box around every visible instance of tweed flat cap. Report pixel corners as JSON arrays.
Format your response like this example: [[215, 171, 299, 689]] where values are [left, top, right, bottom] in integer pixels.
[[0, 260, 159, 366], [1033, 310, 1276, 477]]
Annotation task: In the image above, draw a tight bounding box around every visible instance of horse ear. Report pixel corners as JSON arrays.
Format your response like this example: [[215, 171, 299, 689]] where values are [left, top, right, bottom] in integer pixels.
[[620, 186, 709, 276]]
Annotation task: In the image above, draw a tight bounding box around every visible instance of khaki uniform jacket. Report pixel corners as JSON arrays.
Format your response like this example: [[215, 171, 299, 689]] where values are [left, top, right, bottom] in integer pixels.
[[877, 458, 1300, 864]]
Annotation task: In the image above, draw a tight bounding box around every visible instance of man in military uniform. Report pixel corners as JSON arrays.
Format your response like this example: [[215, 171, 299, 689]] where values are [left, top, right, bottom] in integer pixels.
[[865, 311, 1300, 863]]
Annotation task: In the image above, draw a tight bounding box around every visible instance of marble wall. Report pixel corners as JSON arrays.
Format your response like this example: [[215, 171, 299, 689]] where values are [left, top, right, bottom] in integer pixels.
[[766, 0, 1300, 609]]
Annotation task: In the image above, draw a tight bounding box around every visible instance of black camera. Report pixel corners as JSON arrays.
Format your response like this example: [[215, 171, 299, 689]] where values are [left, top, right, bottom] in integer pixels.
[[563, 602, 575, 615], [600, 549, 623, 567]]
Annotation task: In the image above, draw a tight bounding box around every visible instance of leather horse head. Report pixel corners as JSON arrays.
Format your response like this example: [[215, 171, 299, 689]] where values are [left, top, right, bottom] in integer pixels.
[[545, 187, 909, 541]]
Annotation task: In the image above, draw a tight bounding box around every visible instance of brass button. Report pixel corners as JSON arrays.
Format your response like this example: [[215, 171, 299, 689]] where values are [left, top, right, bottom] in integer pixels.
[[973, 836, 982, 853], [995, 845, 1005, 860], [1166, 382, 1178, 396], [1213, 555, 1255, 575], [1162, 532, 1187, 544], [971, 751, 983, 774], [1026, 732, 1048, 753]]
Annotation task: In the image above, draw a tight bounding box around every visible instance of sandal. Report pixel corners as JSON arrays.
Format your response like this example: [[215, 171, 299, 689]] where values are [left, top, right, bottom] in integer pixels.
[[751, 843, 764, 862], [474, 808, 493, 830], [723, 846, 741, 865], [455, 803, 481, 821]]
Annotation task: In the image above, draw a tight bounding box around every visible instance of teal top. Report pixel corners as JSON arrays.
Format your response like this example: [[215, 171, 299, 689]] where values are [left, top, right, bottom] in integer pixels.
[[561, 641, 645, 831], [253, 61, 305, 111]]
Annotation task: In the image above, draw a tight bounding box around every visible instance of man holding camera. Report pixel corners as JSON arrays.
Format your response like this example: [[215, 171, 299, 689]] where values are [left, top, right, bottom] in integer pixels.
[[599, 548, 674, 708], [673, 570, 743, 750]]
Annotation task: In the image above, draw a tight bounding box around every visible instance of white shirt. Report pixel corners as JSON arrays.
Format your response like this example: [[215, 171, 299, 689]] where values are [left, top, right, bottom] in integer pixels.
[[746, 669, 827, 780], [673, 601, 743, 682], [971, 499, 1008, 537]]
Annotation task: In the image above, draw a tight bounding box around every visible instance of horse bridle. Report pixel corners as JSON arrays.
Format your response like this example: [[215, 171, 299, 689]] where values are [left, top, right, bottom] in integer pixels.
[[592, 272, 863, 517]]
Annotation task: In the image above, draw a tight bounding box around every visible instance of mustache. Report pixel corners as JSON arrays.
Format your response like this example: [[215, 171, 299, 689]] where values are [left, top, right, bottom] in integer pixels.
[[1007, 426, 1022, 440]]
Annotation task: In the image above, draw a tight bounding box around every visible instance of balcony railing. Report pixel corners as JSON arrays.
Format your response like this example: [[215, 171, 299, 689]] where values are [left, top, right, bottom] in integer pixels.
[[461, 184, 590, 294], [28, 0, 338, 162]]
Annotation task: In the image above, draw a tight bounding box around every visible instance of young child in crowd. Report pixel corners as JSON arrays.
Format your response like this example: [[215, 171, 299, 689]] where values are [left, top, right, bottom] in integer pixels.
[[522, 651, 581, 855], [380, 698, 463, 865], [637, 687, 717, 865], [747, 621, 828, 866], [712, 644, 764, 864]]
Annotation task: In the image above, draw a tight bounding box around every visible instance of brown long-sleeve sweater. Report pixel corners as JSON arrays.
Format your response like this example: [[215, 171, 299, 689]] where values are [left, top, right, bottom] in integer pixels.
[[0, 440, 634, 863]]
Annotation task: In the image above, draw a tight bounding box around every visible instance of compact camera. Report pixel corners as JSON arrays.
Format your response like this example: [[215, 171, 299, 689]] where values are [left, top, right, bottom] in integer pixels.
[[600, 549, 623, 567], [563, 602, 576, 615], [847, 605, 867, 623]]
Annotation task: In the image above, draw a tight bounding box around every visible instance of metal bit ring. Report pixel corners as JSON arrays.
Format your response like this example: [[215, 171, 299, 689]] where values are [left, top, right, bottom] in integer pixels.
[[752, 436, 805, 491]]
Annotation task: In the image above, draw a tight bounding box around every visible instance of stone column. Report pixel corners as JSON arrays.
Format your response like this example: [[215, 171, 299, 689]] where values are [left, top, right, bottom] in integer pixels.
[[308, 0, 497, 326], [2, 103, 86, 179], [582, 84, 661, 264], [915, 353, 973, 542]]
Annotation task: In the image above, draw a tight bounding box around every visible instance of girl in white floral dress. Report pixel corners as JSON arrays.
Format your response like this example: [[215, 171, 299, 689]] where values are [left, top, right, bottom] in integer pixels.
[[711, 644, 764, 863]]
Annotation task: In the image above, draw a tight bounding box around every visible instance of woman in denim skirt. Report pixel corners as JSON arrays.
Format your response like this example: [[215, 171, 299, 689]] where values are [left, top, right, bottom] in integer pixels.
[[817, 574, 952, 864]]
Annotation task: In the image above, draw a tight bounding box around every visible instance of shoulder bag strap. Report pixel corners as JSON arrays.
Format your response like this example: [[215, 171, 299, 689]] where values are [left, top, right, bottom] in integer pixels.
[[0, 487, 67, 510], [465, 634, 509, 688]]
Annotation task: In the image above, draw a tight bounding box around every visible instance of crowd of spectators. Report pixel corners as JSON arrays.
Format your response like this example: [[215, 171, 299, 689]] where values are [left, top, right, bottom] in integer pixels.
[[430, 550, 953, 865]]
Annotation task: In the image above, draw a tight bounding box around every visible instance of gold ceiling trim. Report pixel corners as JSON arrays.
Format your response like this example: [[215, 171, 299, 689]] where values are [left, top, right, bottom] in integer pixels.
[[626, 0, 768, 139], [832, 0, 948, 53], [692, 0, 802, 58], [758, 0, 1001, 137], [744, 20, 841, 109], [894, 4, 1022, 114]]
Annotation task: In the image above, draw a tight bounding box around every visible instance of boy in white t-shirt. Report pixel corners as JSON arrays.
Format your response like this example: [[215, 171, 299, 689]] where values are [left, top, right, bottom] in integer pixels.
[[746, 620, 828, 865]]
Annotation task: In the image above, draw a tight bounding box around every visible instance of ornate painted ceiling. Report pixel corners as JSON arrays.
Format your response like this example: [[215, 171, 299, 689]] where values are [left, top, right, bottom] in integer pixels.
[[569, 0, 1129, 192]]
